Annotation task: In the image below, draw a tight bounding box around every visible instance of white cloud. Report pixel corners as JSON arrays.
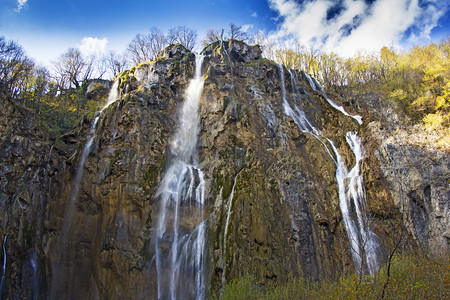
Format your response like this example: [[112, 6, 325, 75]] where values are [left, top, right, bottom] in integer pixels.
[[268, 0, 450, 56], [78, 37, 108, 56], [17, 0, 28, 12], [251, 11, 258, 18], [242, 24, 254, 33]]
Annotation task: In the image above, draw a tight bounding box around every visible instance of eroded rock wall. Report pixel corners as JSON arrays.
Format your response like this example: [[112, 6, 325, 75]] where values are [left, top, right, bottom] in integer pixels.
[[0, 41, 444, 299]]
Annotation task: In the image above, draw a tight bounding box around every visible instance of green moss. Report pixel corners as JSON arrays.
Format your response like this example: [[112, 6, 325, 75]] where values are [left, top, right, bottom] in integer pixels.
[[154, 56, 165, 63], [246, 58, 274, 69], [119, 70, 131, 90], [212, 172, 232, 200], [141, 164, 159, 195]]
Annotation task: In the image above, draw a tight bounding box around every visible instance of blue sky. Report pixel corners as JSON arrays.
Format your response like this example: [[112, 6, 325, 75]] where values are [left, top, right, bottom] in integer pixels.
[[1, 0, 449, 66]]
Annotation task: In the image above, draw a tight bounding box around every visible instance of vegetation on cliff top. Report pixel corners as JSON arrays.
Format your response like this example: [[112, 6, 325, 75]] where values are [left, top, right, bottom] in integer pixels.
[[1, 26, 448, 298], [269, 39, 449, 149], [1, 31, 448, 145]]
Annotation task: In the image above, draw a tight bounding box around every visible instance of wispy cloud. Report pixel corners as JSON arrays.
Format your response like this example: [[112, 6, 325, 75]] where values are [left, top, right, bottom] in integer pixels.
[[17, 0, 28, 12], [268, 0, 449, 56], [242, 24, 254, 32], [251, 11, 258, 18], [78, 37, 108, 57]]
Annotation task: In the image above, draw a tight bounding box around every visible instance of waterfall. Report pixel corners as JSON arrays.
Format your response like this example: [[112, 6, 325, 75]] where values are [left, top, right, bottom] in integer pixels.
[[61, 79, 120, 241], [303, 73, 363, 125], [50, 80, 120, 299], [0, 235, 6, 296], [30, 251, 38, 300], [47, 145, 54, 165], [222, 170, 242, 286], [304, 72, 317, 91], [280, 65, 380, 275], [221, 42, 233, 74], [154, 54, 207, 300], [343, 132, 380, 274]]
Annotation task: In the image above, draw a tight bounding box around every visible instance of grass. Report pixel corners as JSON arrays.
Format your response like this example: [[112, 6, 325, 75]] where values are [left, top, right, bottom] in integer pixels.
[[219, 251, 449, 299]]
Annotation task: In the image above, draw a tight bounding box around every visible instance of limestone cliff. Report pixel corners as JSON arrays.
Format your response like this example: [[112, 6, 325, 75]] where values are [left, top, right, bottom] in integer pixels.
[[0, 41, 447, 299]]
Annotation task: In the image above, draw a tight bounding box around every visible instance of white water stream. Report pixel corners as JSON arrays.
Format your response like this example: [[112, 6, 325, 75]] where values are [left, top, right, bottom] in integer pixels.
[[221, 170, 242, 286], [304, 73, 363, 125], [280, 65, 379, 275], [47, 145, 54, 165], [50, 80, 120, 299], [61, 80, 120, 243], [154, 54, 207, 300], [0, 235, 6, 294], [30, 251, 38, 300]]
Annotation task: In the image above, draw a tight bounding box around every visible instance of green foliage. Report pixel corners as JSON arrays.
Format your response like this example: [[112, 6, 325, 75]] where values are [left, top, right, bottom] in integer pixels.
[[0, 36, 109, 137], [0, 36, 35, 97], [220, 276, 260, 300], [220, 252, 449, 300]]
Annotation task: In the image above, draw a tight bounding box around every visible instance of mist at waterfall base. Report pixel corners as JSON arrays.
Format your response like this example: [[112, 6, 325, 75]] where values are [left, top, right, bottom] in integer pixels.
[[152, 54, 208, 300]]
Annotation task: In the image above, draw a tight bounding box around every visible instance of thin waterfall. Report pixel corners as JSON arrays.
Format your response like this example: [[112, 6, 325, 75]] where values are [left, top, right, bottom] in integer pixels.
[[47, 145, 54, 165], [344, 132, 380, 274], [303, 73, 362, 125], [50, 80, 120, 299], [280, 65, 380, 275], [222, 170, 242, 286], [61, 79, 120, 243], [304, 72, 317, 91], [154, 54, 207, 300], [0, 235, 6, 296], [221, 42, 233, 74], [30, 251, 38, 300]]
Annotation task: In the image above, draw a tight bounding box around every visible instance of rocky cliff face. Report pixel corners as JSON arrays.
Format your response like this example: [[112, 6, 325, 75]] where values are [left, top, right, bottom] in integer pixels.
[[358, 99, 449, 254], [0, 41, 447, 299]]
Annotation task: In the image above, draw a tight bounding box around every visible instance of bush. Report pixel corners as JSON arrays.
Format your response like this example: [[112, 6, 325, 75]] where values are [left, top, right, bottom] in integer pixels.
[[219, 252, 449, 299]]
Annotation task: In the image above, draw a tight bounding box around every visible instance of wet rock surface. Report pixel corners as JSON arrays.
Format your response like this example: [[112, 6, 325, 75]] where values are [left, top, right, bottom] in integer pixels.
[[0, 41, 446, 299]]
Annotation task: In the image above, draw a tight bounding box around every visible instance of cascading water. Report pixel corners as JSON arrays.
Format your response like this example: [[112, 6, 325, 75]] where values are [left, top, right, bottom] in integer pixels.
[[29, 251, 38, 300], [304, 72, 317, 91], [61, 79, 120, 243], [47, 145, 54, 166], [279, 64, 380, 275], [0, 235, 6, 296], [154, 54, 208, 300], [333, 132, 381, 274], [51, 80, 120, 299], [222, 170, 242, 286], [303, 73, 363, 125], [221, 42, 233, 74]]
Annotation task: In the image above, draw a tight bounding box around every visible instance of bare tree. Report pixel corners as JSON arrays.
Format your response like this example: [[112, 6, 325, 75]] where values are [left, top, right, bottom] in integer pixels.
[[228, 23, 248, 41], [104, 51, 129, 78], [148, 26, 167, 59], [126, 34, 152, 65], [203, 28, 223, 45], [247, 30, 267, 46], [53, 48, 93, 89], [0, 36, 34, 96], [93, 55, 107, 79], [126, 27, 167, 65], [168, 26, 197, 51], [32, 66, 51, 96]]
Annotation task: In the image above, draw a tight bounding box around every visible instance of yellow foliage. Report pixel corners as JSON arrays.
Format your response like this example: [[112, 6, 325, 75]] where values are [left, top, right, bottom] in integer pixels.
[[390, 89, 407, 101], [423, 112, 445, 131]]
